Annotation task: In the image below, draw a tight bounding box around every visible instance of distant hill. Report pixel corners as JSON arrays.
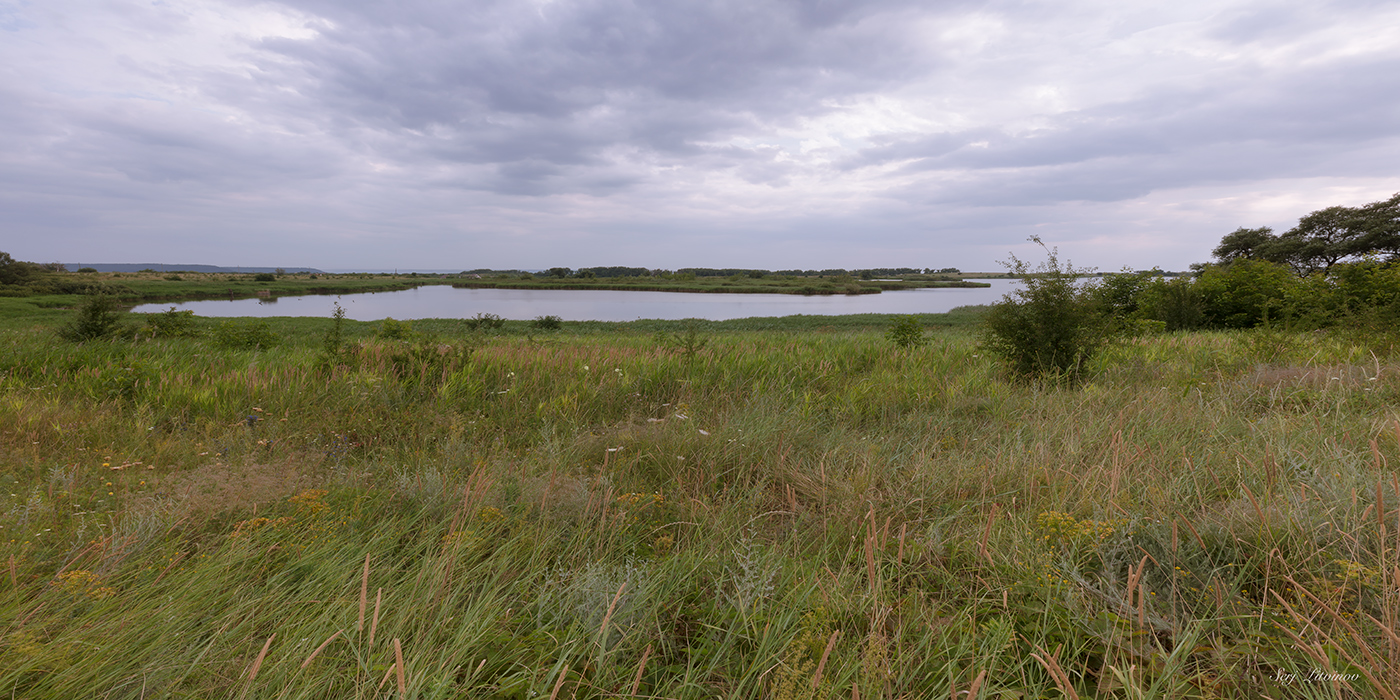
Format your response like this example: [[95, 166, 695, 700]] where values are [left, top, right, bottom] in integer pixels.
[[66, 263, 324, 274]]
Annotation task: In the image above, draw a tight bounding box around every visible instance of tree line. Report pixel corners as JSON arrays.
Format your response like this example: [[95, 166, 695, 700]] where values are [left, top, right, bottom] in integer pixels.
[[530, 267, 959, 279], [1210, 192, 1400, 275], [988, 191, 1400, 381]]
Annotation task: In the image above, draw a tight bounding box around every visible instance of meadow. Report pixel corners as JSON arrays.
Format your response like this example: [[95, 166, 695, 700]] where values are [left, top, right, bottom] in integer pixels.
[[1, 307, 1398, 699]]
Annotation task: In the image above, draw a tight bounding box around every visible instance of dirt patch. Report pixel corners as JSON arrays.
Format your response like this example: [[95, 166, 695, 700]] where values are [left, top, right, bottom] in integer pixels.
[[149, 458, 327, 517]]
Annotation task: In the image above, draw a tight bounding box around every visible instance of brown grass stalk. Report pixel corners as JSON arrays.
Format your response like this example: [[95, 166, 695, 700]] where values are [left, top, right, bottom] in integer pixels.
[[1240, 483, 1267, 533], [630, 644, 652, 696], [1030, 644, 1079, 700], [394, 638, 407, 695], [549, 663, 570, 700], [812, 629, 841, 690], [369, 588, 383, 648], [247, 634, 275, 681], [967, 668, 987, 700], [865, 516, 877, 593], [1276, 578, 1397, 700], [300, 629, 342, 669], [979, 504, 998, 566], [598, 581, 627, 646], [1271, 592, 1379, 700], [1178, 515, 1207, 551], [151, 551, 187, 585], [358, 553, 370, 632]]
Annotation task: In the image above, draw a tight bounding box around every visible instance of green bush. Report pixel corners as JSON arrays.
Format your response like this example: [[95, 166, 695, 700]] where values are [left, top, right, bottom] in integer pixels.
[[981, 238, 1105, 379], [885, 315, 926, 348], [213, 320, 279, 350], [377, 316, 414, 340], [1138, 277, 1204, 331], [141, 307, 199, 338], [465, 312, 505, 330], [59, 295, 126, 341], [318, 304, 348, 369], [531, 315, 563, 331], [1194, 260, 1301, 328], [253, 273, 276, 282]]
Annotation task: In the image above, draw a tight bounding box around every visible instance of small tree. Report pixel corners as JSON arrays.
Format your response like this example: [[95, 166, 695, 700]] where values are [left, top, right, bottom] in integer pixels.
[[60, 295, 126, 341], [981, 237, 1104, 380], [885, 315, 926, 348], [320, 303, 347, 364]]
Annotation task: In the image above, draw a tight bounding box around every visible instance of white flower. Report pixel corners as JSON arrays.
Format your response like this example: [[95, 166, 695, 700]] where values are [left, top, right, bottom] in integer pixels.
[[698, 429, 710, 436]]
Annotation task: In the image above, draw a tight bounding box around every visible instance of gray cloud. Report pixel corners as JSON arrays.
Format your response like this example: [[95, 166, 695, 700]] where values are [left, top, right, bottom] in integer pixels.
[[2, 0, 1399, 272]]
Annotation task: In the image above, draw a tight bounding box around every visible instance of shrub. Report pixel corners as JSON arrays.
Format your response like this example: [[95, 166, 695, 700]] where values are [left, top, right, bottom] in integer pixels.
[[59, 295, 126, 341], [658, 319, 708, 360], [465, 312, 505, 330], [142, 307, 198, 338], [377, 317, 413, 340], [253, 273, 276, 282], [1090, 269, 1153, 319], [1194, 260, 1301, 328], [531, 315, 563, 331], [214, 320, 278, 350], [980, 238, 1105, 379], [1138, 276, 1204, 331], [885, 315, 926, 348], [318, 304, 348, 369]]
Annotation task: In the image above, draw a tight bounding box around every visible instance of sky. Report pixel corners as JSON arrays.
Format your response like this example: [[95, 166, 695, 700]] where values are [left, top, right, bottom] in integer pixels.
[[3, 0, 1399, 272]]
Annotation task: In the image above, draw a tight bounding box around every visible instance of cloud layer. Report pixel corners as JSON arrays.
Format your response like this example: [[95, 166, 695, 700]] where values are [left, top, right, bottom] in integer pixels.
[[4, 0, 1399, 270]]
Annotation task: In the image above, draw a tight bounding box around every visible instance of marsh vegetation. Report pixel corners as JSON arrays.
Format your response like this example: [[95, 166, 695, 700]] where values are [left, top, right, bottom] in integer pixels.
[[2, 301, 1399, 698]]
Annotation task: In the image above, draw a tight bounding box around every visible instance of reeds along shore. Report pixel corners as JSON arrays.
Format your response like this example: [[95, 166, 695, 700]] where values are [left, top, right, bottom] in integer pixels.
[[2, 320, 1399, 699]]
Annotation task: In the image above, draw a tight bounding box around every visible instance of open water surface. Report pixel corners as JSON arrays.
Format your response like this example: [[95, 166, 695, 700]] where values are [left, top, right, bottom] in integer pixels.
[[132, 279, 1025, 322]]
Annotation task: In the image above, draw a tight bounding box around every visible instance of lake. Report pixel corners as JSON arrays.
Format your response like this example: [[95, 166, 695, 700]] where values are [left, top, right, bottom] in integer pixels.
[[131, 279, 1025, 322]]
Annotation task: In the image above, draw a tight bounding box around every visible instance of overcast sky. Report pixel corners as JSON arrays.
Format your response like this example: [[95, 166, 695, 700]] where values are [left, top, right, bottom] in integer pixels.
[[4, 0, 1399, 271]]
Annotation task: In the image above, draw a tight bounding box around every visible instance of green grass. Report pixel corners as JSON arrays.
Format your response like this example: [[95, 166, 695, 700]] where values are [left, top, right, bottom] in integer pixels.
[[1, 306, 1398, 698]]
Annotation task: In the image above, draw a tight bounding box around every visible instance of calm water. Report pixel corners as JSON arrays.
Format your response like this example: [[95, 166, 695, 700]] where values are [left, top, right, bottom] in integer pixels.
[[131, 279, 1024, 322]]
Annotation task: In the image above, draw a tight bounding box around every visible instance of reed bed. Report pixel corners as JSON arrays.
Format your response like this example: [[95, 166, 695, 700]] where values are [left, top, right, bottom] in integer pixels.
[[1, 320, 1398, 698]]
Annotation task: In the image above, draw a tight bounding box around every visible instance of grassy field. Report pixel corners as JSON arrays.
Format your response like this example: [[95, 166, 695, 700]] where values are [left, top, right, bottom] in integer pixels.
[[2, 306, 1399, 699]]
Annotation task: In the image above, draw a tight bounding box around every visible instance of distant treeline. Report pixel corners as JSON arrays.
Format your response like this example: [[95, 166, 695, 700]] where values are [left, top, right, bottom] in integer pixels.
[[1096, 192, 1400, 332], [469, 266, 963, 279]]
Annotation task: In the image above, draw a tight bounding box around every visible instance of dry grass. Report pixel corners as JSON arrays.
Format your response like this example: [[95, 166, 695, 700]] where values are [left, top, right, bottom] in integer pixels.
[[2, 325, 1400, 698]]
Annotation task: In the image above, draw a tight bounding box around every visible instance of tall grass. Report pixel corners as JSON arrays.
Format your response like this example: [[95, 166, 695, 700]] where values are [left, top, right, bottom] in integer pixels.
[[1, 319, 1398, 697]]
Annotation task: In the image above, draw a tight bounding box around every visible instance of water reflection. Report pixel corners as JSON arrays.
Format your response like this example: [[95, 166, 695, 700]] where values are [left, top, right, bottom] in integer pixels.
[[132, 280, 1024, 322]]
